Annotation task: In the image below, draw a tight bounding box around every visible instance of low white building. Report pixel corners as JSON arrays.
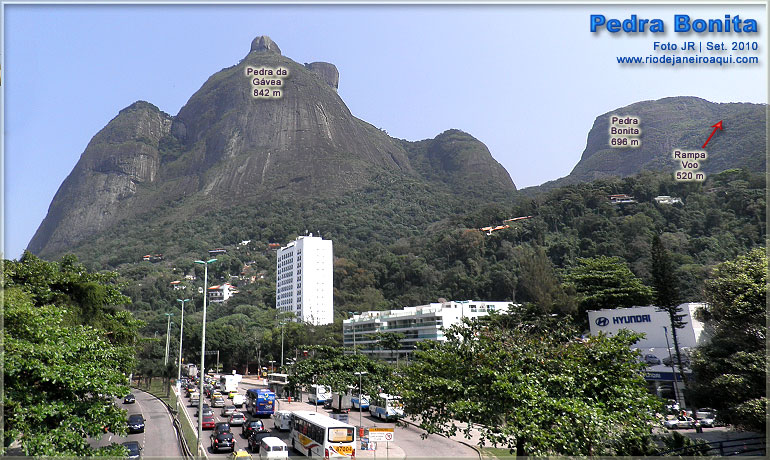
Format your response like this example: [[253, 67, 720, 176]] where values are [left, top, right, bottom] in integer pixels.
[[208, 283, 237, 303], [343, 300, 513, 361]]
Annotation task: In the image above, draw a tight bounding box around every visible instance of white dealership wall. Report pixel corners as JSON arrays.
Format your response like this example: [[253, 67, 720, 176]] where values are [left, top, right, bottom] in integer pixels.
[[588, 303, 707, 349]]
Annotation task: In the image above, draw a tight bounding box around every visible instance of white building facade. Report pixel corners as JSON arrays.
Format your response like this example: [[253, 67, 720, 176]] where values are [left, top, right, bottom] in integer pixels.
[[343, 300, 513, 361], [276, 235, 333, 326], [587, 303, 709, 405], [208, 283, 237, 303]]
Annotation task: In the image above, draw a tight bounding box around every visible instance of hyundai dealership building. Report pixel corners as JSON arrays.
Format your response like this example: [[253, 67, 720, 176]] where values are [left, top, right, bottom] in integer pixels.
[[587, 303, 709, 404]]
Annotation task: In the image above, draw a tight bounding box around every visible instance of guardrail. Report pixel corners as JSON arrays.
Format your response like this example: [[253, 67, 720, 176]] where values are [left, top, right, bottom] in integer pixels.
[[657, 435, 766, 456]]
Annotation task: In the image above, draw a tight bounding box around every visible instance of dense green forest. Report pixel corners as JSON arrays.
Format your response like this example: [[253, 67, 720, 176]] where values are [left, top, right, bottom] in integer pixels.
[[53, 168, 762, 372]]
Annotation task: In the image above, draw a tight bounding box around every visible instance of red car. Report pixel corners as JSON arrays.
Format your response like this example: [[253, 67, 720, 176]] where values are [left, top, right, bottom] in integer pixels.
[[202, 415, 216, 430]]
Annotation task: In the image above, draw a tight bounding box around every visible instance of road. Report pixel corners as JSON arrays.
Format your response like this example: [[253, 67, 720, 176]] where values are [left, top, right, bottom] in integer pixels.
[[91, 389, 183, 457], [178, 377, 478, 459]]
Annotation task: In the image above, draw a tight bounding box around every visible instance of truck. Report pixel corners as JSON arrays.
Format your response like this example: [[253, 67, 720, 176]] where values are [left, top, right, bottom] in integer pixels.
[[220, 373, 242, 393], [329, 392, 352, 413], [185, 364, 198, 379]]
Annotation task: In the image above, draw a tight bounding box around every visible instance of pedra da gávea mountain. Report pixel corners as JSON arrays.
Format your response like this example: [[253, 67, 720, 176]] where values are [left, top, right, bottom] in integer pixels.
[[28, 36, 516, 257]]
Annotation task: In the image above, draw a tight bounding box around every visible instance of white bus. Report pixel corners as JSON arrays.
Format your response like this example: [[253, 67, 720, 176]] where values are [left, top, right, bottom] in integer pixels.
[[307, 385, 331, 405], [368, 393, 404, 421], [290, 411, 355, 458]]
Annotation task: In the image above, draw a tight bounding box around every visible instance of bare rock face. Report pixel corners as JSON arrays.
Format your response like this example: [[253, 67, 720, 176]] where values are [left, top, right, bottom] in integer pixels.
[[28, 101, 172, 255], [250, 35, 281, 55], [28, 36, 517, 257], [305, 62, 339, 91]]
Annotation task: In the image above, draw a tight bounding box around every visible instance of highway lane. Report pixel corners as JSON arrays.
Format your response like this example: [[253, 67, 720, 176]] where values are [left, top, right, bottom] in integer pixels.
[[91, 389, 183, 458], [179, 378, 477, 458]]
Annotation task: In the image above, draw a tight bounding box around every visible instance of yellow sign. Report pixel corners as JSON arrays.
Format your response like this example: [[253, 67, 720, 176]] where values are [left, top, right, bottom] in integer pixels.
[[333, 446, 353, 456]]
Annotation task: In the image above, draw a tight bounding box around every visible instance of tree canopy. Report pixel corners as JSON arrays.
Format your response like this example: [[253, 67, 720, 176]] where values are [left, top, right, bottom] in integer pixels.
[[690, 248, 766, 432], [400, 308, 662, 456], [3, 254, 139, 456]]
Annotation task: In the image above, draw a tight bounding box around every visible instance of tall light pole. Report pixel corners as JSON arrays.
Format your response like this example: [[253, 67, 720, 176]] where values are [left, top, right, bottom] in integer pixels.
[[354, 371, 367, 428], [280, 321, 286, 369], [194, 257, 217, 456], [164, 313, 174, 366], [176, 298, 190, 411]]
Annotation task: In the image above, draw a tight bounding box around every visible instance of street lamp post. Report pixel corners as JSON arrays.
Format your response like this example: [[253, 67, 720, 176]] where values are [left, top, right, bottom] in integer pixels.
[[194, 257, 217, 457], [269, 360, 275, 373], [176, 298, 190, 412], [354, 371, 368, 428], [164, 313, 174, 366], [280, 321, 286, 369]]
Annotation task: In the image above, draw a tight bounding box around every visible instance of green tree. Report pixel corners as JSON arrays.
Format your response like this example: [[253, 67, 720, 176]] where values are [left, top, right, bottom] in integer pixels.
[[374, 332, 405, 364], [563, 256, 653, 325], [690, 248, 766, 432], [3, 288, 134, 456], [400, 312, 662, 456], [287, 346, 394, 397], [3, 254, 140, 455], [650, 234, 688, 396]]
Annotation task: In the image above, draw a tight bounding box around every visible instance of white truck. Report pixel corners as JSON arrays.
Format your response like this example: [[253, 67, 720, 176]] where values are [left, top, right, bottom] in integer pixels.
[[220, 373, 242, 393]]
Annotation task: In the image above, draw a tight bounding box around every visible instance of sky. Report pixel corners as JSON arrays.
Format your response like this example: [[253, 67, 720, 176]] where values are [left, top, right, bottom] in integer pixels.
[[3, 2, 767, 260]]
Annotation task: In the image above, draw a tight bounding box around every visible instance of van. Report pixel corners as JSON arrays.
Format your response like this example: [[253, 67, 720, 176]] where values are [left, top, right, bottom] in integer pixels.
[[272, 410, 291, 431], [258, 437, 288, 460], [232, 394, 246, 407]]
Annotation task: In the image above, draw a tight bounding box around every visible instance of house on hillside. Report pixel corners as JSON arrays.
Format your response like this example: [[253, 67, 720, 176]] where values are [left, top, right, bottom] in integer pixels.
[[170, 280, 186, 291], [654, 195, 682, 205], [609, 194, 637, 204], [208, 283, 238, 303]]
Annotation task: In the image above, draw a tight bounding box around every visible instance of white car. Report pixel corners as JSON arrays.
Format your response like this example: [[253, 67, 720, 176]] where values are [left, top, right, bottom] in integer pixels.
[[664, 416, 695, 429]]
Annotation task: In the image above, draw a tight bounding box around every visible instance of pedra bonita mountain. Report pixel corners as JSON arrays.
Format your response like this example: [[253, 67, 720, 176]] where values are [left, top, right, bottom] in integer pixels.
[[28, 36, 516, 258]]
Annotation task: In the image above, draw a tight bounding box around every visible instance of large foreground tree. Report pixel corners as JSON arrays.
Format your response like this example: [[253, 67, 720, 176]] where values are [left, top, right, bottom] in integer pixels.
[[400, 306, 662, 456], [3, 254, 139, 455], [690, 248, 766, 432]]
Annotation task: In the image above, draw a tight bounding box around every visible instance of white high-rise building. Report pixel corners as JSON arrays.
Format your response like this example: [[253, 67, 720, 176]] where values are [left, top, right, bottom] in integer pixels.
[[276, 235, 333, 325]]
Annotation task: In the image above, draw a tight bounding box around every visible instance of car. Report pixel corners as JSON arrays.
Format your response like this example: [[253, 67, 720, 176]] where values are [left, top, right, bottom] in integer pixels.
[[662, 354, 691, 368], [127, 414, 145, 433], [228, 390, 239, 399], [211, 432, 236, 453], [202, 415, 216, 430], [213, 422, 232, 436], [229, 412, 247, 426], [229, 449, 253, 460], [195, 404, 213, 417], [233, 394, 246, 407], [123, 393, 136, 404], [212, 396, 226, 408], [248, 431, 274, 453], [698, 415, 717, 428], [644, 354, 661, 365], [663, 416, 696, 429], [242, 420, 266, 437], [122, 440, 142, 459], [212, 391, 223, 399], [222, 405, 237, 416]]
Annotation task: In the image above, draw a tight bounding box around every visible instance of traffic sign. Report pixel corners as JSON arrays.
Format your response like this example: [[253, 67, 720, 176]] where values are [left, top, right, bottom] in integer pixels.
[[367, 427, 395, 442]]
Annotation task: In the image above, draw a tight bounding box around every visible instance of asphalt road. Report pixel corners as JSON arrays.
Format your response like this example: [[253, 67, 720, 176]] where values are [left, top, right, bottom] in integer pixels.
[[91, 389, 183, 457]]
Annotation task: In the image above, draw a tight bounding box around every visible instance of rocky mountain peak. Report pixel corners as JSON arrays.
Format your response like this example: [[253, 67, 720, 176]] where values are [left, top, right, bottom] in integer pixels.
[[250, 35, 281, 55], [305, 62, 339, 91]]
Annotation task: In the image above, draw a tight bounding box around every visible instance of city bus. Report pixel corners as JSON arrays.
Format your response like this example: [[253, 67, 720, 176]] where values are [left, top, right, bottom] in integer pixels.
[[289, 411, 355, 458], [246, 388, 277, 417], [368, 393, 403, 421], [307, 384, 331, 405]]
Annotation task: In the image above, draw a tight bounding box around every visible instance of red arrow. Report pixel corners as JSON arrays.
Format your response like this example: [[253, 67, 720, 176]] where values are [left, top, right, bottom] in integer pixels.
[[702, 120, 723, 148]]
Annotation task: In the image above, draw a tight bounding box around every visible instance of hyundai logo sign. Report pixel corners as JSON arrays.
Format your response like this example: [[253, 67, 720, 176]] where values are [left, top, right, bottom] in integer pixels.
[[595, 317, 610, 327]]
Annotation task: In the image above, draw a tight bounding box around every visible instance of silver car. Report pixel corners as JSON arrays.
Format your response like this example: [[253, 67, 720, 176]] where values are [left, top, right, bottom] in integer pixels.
[[222, 405, 237, 416]]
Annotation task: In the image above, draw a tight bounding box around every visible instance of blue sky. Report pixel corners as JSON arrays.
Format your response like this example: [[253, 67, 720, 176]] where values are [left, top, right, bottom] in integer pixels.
[[3, 3, 767, 259]]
